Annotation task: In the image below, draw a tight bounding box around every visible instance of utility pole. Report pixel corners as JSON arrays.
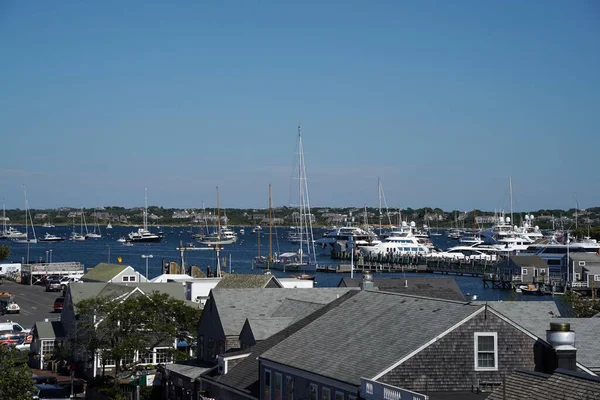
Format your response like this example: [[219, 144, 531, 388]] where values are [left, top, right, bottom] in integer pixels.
[[142, 254, 153, 280]]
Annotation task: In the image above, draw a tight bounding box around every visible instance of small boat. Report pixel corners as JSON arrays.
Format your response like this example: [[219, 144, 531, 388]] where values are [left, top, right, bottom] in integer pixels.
[[519, 284, 542, 295], [38, 233, 66, 242], [116, 237, 126, 243], [123, 242, 134, 247], [291, 274, 315, 281], [106, 223, 113, 229], [239, 228, 245, 235], [42, 222, 55, 228], [70, 232, 86, 241]]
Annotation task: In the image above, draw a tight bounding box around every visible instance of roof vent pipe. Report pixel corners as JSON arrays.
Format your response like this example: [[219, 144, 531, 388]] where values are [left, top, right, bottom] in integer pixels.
[[546, 322, 577, 371]]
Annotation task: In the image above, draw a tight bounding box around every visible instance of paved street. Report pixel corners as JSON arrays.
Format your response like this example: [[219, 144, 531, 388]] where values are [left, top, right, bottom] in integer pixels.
[[1, 280, 63, 330]]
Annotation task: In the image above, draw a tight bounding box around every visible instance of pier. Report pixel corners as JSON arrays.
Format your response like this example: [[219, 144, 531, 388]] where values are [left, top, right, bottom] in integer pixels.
[[21, 262, 85, 285]]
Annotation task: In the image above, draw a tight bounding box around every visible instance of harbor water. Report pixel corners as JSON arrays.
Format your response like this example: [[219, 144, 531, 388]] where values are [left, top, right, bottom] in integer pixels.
[[3, 225, 557, 303]]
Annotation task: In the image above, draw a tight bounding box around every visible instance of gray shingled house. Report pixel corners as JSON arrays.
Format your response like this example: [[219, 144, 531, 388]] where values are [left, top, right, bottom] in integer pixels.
[[81, 262, 149, 283], [566, 253, 600, 287], [256, 289, 594, 400], [30, 320, 65, 370], [215, 273, 283, 289], [61, 282, 193, 378], [493, 255, 549, 284], [196, 288, 354, 364], [337, 276, 465, 301]]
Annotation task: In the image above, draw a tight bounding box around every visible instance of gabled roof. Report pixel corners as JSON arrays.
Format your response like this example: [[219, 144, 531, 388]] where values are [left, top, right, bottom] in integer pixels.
[[215, 274, 280, 289], [201, 291, 360, 396], [337, 277, 465, 301], [583, 265, 600, 274], [34, 321, 65, 340], [260, 290, 482, 385], [487, 369, 600, 400], [568, 253, 600, 263], [474, 300, 562, 319], [69, 282, 189, 309], [491, 313, 600, 372], [242, 317, 294, 341], [210, 288, 355, 337], [81, 263, 131, 282], [507, 255, 548, 268]]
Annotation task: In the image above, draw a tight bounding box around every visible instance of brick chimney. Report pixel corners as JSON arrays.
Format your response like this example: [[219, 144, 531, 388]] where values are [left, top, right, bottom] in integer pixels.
[[546, 322, 577, 371]]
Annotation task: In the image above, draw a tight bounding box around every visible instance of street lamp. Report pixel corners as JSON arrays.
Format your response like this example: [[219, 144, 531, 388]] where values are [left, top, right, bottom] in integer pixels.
[[107, 245, 110, 263], [49, 250, 53, 264], [141, 254, 153, 280], [46, 251, 49, 264]]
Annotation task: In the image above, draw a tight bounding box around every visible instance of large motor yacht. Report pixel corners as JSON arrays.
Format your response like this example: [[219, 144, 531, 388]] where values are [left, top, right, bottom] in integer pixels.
[[359, 222, 431, 257], [314, 225, 380, 255]]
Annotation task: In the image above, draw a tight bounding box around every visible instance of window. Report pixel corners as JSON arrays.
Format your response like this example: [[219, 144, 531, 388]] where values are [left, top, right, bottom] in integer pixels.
[[309, 383, 318, 400], [579, 261, 586, 266], [139, 350, 153, 364], [595, 275, 600, 282], [155, 348, 171, 364], [285, 376, 294, 400], [274, 373, 282, 400], [322, 388, 331, 400], [474, 332, 498, 371], [576, 273, 581, 280], [199, 335, 204, 360], [122, 276, 129, 282], [264, 370, 271, 400], [335, 392, 344, 400], [122, 275, 136, 282], [41, 340, 55, 356], [521, 268, 528, 275]]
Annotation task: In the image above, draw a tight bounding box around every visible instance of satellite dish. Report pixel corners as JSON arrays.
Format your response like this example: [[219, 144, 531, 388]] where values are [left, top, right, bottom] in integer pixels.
[[410, 221, 416, 227], [506, 217, 511, 223]]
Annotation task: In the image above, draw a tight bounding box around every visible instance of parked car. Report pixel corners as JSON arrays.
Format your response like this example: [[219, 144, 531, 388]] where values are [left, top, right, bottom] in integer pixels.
[[45, 279, 62, 292], [32, 376, 58, 385], [0, 331, 29, 345], [33, 383, 70, 399], [57, 379, 86, 395], [53, 297, 65, 313], [0, 321, 30, 333]]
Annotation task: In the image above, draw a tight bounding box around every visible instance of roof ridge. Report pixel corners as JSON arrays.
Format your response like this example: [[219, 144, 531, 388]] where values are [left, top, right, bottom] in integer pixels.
[[364, 289, 478, 306]]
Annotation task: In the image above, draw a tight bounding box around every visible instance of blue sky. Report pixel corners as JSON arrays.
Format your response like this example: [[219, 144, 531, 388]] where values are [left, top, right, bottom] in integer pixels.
[[1, 1, 598, 212]]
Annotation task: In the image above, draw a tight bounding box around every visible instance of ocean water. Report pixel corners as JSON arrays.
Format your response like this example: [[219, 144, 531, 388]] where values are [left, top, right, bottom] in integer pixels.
[[3, 225, 556, 302]]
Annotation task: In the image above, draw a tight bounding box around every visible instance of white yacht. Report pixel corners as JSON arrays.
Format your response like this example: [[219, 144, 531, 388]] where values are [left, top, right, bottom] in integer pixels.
[[128, 189, 162, 243], [39, 233, 66, 242], [359, 222, 430, 257], [515, 215, 543, 241], [314, 225, 380, 255], [432, 244, 499, 262], [477, 214, 517, 244], [70, 232, 86, 241], [2, 227, 27, 240], [492, 234, 535, 253], [220, 226, 238, 243]]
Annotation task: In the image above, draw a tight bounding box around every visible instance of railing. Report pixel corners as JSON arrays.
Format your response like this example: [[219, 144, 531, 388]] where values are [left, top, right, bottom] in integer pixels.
[[21, 262, 84, 274], [571, 281, 589, 288]]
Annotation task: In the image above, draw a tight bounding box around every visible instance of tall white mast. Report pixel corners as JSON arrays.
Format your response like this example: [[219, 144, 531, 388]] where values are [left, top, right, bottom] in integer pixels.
[[574, 193, 578, 230], [509, 176, 514, 227], [144, 188, 148, 231], [378, 177, 382, 234]]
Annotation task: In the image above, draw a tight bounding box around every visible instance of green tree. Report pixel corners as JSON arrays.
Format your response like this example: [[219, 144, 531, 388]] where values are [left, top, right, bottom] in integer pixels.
[[561, 290, 600, 317], [0, 245, 9, 262], [73, 291, 201, 387], [0, 344, 35, 400]]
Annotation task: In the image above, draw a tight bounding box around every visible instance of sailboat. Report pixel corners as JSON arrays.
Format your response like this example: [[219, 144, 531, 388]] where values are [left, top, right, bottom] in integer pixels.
[[106, 222, 113, 229], [200, 187, 235, 246], [1, 200, 27, 240], [12, 186, 37, 244], [86, 212, 102, 239], [70, 207, 87, 241], [128, 188, 162, 243], [255, 184, 280, 267], [271, 125, 317, 271]]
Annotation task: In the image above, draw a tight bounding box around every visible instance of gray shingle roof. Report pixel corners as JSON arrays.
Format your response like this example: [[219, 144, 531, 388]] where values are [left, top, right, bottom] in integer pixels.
[[82, 263, 130, 282], [34, 321, 65, 340], [244, 317, 294, 341], [260, 290, 482, 385], [338, 277, 465, 301], [211, 288, 355, 336], [569, 253, 600, 263], [474, 300, 562, 319], [201, 291, 360, 396], [215, 274, 277, 289], [69, 282, 189, 309], [508, 255, 548, 268], [583, 265, 600, 274], [270, 298, 325, 319], [503, 317, 600, 372], [487, 369, 600, 400]]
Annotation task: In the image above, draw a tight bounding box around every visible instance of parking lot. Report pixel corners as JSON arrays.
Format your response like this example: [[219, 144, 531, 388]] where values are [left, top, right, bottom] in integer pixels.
[[1, 280, 63, 330]]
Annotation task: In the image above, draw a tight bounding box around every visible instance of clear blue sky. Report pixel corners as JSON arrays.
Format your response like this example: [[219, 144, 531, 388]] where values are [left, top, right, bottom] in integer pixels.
[[1, 1, 598, 212]]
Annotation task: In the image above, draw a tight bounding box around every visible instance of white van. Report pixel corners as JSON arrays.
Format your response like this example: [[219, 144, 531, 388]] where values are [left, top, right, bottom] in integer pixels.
[[0, 321, 30, 333], [0, 263, 21, 277]]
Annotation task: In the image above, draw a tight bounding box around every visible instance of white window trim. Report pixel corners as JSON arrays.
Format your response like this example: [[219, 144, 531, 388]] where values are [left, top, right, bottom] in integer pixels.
[[521, 268, 528, 275], [576, 273, 581, 280], [310, 383, 319, 400], [579, 261, 586, 266], [274, 372, 283, 400], [474, 332, 498, 371], [595, 275, 600, 282], [265, 369, 272, 400]]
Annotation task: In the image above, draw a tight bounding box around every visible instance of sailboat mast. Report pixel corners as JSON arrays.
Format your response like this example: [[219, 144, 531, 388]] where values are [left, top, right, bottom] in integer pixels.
[[298, 125, 303, 261], [269, 184, 273, 265], [378, 177, 382, 234], [509, 177, 513, 227], [23, 185, 28, 239], [144, 188, 148, 231], [574, 193, 578, 230], [216, 186, 221, 240]]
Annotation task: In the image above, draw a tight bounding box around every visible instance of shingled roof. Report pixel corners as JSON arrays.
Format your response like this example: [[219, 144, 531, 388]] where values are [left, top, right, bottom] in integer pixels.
[[34, 320, 65, 340], [201, 291, 360, 396], [215, 274, 280, 289], [69, 282, 189, 309], [260, 290, 482, 386], [337, 276, 465, 301], [507, 255, 548, 268], [81, 263, 130, 282], [487, 369, 600, 400], [210, 288, 355, 337]]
